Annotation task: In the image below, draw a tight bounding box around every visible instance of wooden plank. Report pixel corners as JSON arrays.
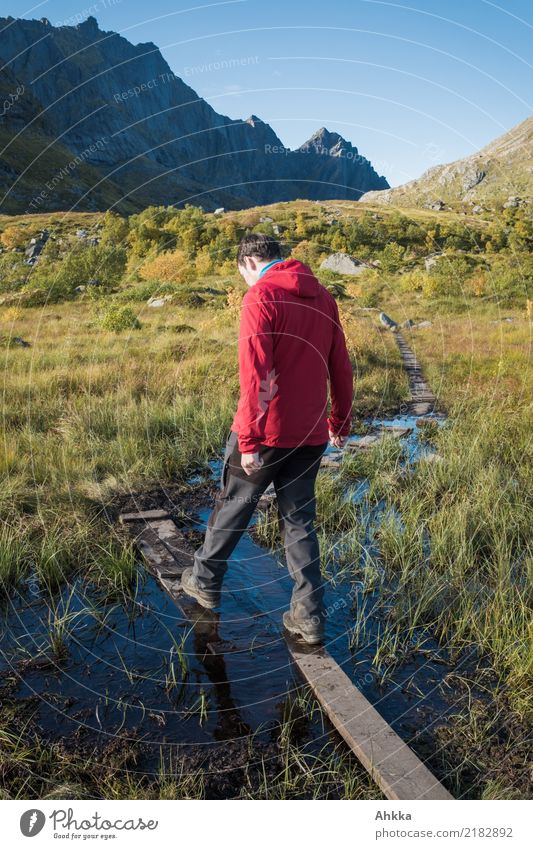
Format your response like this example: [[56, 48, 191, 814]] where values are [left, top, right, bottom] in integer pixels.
[[119, 508, 170, 523], [288, 642, 453, 800], [126, 514, 451, 800], [135, 520, 193, 581]]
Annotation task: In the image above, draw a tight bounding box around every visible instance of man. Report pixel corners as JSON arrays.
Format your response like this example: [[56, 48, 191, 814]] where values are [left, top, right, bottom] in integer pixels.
[[181, 234, 352, 644]]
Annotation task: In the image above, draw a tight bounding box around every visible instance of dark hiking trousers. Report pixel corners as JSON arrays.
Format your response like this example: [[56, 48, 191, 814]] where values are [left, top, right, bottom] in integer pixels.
[[192, 431, 328, 621]]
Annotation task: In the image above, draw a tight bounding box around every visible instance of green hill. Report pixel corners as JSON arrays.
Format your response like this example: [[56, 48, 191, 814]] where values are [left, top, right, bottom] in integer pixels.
[[360, 116, 533, 212]]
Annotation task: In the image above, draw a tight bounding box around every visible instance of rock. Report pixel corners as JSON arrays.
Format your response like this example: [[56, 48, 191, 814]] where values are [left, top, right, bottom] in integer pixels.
[[76, 229, 89, 238], [320, 252, 369, 276], [462, 168, 486, 191], [320, 452, 343, 468], [422, 452, 443, 464], [379, 312, 398, 330], [272, 224, 281, 235], [472, 205, 484, 214], [425, 200, 445, 211], [74, 285, 86, 294], [13, 336, 30, 347], [259, 216, 273, 223], [173, 324, 195, 333], [214, 208, 225, 215], [412, 320, 432, 329], [503, 196, 520, 208], [24, 230, 49, 263], [424, 252, 443, 271], [147, 295, 172, 308]]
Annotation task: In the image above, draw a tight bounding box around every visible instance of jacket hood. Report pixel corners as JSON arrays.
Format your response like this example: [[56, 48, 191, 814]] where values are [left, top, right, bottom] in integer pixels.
[[259, 259, 320, 298]]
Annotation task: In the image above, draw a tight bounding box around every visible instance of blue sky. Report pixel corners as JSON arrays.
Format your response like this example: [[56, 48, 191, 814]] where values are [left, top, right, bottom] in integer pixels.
[[7, 0, 533, 185]]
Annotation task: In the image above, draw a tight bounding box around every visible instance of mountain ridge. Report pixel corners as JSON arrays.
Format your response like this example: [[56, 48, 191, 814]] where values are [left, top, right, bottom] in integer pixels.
[[360, 116, 533, 210], [0, 15, 389, 214]]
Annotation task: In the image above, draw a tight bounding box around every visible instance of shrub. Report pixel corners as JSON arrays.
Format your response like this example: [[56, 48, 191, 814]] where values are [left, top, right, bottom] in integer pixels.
[[397, 270, 427, 292], [194, 248, 212, 276], [0, 225, 27, 250], [378, 242, 405, 274], [97, 304, 141, 331], [292, 240, 323, 267], [226, 286, 244, 318], [139, 249, 190, 283], [0, 253, 28, 293], [25, 243, 127, 301], [423, 254, 472, 297]]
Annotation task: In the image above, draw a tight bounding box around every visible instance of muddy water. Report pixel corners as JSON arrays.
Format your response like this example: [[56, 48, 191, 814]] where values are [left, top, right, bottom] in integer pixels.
[[0, 413, 457, 775]]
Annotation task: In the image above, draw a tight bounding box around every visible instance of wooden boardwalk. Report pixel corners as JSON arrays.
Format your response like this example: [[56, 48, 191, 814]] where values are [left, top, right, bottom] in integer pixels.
[[120, 510, 453, 801], [395, 331, 437, 416], [289, 642, 452, 800]]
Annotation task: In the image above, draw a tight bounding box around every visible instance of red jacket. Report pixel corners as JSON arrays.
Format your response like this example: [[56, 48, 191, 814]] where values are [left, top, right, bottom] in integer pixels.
[[231, 259, 353, 453]]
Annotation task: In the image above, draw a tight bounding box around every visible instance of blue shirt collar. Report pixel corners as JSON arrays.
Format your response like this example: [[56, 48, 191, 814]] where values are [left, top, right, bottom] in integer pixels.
[[258, 259, 283, 278]]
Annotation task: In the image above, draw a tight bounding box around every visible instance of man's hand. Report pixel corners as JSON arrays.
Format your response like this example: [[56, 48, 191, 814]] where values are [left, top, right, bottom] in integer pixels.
[[329, 431, 348, 449], [241, 452, 264, 475]]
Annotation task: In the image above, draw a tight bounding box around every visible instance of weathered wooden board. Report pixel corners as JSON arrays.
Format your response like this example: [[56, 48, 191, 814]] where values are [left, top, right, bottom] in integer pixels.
[[288, 642, 453, 800], [119, 508, 170, 523], [395, 333, 436, 415], [131, 517, 193, 581], [124, 512, 451, 800]]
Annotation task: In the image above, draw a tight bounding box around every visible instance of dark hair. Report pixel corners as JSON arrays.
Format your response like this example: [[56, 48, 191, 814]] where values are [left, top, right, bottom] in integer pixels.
[[237, 233, 281, 266]]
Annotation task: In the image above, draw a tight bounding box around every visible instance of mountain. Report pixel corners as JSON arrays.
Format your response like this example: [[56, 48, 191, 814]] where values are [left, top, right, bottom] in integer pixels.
[[360, 117, 533, 210], [0, 15, 388, 214]]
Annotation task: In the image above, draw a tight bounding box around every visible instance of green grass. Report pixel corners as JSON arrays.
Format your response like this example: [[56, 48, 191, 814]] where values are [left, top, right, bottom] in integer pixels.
[[0, 202, 531, 799]]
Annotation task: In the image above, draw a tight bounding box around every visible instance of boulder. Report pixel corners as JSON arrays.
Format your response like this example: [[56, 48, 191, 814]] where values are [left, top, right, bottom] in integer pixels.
[[320, 252, 368, 276], [424, 252, 443, 271], [379, 312, 398, 330], [147, 295, 173, 308], [214, 207, 225, 215]]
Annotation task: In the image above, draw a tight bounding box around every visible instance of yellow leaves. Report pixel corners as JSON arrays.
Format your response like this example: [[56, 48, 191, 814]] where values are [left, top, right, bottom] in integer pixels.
[[225, 286, 245, 318], [139, 249, 190, 283], [194, 248, 212, 277], [0, 224, 27, 249]]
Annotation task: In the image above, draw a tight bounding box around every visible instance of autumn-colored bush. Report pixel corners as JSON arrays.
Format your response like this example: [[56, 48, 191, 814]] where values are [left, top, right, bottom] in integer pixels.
[[292, 240, 323, 267], [0, 225, 27, 250], [139, 250, 191, 283]]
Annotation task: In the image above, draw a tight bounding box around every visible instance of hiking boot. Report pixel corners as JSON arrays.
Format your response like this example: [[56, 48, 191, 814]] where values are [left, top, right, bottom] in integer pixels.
[[180, 567, 220, 610], [283, 610, 324, 645]]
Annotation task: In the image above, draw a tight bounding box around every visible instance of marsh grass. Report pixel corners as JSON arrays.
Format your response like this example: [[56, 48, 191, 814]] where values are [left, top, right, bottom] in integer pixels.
[[1, 266, 531, 797]]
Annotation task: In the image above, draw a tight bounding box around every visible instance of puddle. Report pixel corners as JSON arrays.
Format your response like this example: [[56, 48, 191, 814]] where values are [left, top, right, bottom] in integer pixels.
[[0, 411, 460, 777]]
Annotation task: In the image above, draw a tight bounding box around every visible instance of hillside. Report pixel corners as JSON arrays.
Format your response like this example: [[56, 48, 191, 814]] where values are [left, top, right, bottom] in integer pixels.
[[0, 15, 388, 215], [360, 116, 533, 211]]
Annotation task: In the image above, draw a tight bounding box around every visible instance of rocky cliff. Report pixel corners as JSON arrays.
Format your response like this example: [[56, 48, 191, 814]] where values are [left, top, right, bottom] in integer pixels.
[[0, 16, 389, 214], [360, 116, 532, 211]]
